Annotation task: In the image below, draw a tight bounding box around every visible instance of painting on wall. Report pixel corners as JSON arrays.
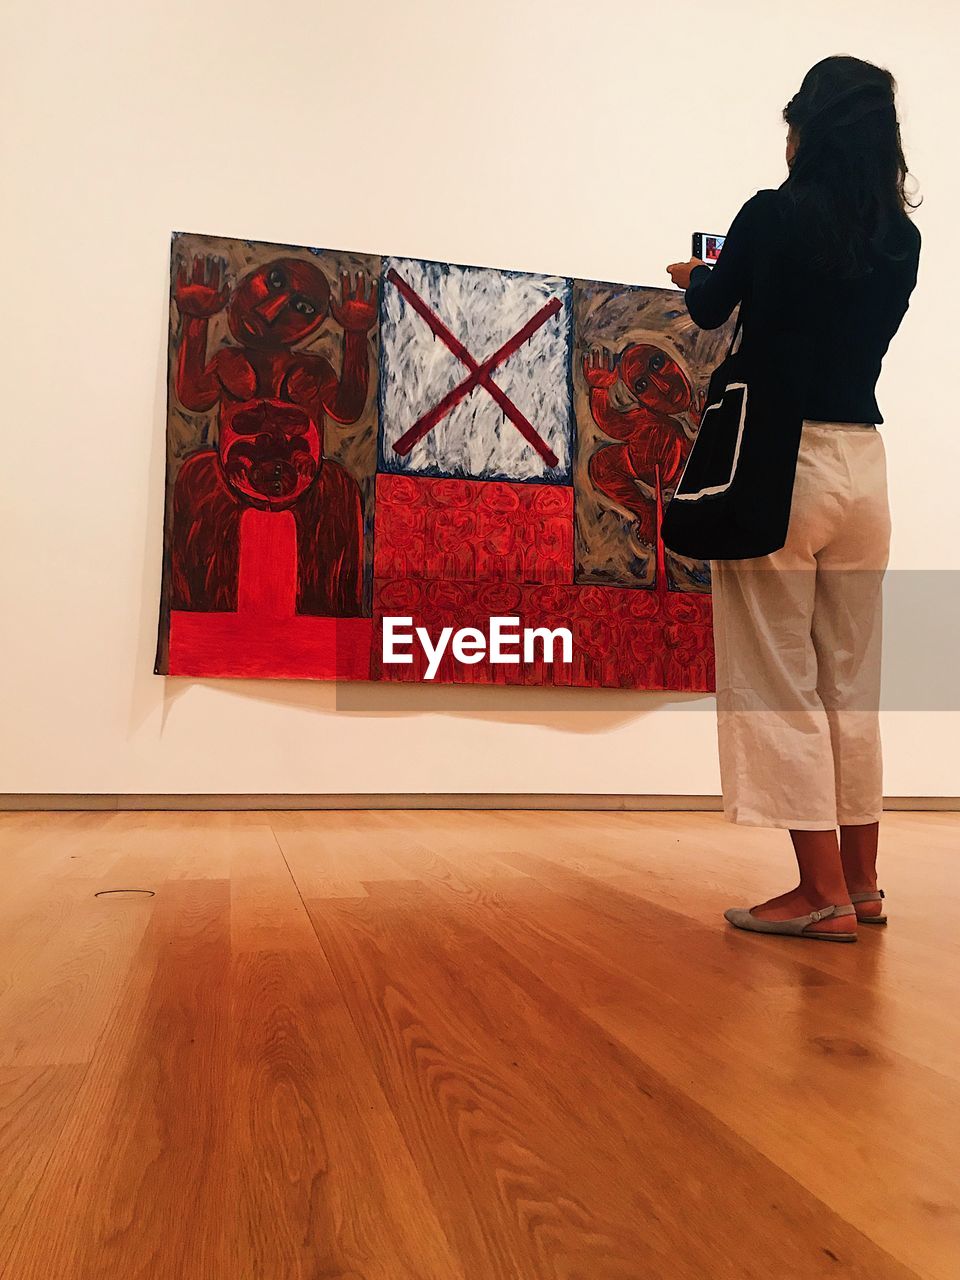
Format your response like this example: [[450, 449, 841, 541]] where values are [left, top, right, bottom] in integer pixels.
[[155, 232, 732, 689]]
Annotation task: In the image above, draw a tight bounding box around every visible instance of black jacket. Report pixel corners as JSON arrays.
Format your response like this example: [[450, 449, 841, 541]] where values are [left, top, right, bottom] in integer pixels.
[[684, 188, 921, 424]]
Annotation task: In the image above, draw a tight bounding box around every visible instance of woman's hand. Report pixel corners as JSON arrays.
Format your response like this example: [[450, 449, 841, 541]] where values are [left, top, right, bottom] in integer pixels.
[[666, 258, 706, 290]]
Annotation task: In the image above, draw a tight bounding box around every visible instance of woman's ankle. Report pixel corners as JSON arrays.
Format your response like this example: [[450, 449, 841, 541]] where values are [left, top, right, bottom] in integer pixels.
[[799, 883, 851, 907], [842, 873, 879, 896]]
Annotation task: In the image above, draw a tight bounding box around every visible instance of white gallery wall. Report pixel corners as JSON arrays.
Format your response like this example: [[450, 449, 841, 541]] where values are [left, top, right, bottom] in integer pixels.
[[2, 0, 957, 796]]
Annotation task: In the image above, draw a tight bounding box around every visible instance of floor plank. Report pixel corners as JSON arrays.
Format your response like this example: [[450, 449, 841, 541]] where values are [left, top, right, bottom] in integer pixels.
[[4, 878, 235, 1280], [0, 1063, 85, 1263]]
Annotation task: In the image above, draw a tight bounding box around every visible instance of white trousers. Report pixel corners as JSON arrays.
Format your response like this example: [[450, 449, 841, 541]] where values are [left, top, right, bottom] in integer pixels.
[[710, 421, 891, 830]]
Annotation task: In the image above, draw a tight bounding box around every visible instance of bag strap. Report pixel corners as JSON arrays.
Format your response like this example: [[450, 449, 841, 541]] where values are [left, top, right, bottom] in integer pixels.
[[726, 307, 744, 357]]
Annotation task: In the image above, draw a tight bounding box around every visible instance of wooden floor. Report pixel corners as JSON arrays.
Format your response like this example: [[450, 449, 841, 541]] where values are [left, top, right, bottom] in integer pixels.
[[0, 810, 956, 1280]]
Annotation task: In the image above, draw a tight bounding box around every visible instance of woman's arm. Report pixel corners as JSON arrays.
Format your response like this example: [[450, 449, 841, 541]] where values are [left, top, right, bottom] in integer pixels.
[[681, 192, 771, 330]]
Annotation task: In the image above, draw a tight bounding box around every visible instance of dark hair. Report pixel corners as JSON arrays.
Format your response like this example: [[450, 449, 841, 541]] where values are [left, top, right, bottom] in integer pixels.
[[781, 55, 919, 277]]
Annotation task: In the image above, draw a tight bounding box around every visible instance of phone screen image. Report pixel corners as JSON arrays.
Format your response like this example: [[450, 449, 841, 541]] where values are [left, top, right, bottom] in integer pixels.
[[703, 234, 725, 264]]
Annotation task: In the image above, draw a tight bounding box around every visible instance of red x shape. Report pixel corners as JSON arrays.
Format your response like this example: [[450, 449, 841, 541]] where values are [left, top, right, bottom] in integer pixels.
[[386, 267, 562, 467]]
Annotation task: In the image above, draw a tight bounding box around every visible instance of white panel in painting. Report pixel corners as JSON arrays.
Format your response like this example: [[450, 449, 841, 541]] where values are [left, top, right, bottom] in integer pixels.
[[379, 256, 572, 482]]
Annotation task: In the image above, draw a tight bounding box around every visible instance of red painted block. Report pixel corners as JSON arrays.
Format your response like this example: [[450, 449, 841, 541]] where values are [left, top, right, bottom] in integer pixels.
[[168, 614, 373, 680], [371, 578, 714, 691], [168, 500, 372, 679], [374, 474, 574, 585]]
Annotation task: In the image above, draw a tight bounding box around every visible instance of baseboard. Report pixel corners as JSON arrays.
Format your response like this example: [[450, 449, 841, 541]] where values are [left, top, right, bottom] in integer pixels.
[[1, 793, 958, 813]]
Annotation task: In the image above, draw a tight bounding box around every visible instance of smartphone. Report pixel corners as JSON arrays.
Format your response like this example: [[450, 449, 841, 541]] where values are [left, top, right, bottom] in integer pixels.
[[692, 232, 725, 266]]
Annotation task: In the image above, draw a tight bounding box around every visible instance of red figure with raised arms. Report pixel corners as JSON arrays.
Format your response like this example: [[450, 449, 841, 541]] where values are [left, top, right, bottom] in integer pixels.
[[584, 343, 698, 554], [170, 254, 376, 614]]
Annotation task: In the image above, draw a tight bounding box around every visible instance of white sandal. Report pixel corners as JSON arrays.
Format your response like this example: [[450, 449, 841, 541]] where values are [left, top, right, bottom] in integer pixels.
[[723, 903, 858, 943]]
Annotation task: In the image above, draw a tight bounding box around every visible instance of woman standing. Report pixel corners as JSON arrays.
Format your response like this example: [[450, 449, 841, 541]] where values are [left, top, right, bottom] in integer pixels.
[[666, 56, 921, 941]]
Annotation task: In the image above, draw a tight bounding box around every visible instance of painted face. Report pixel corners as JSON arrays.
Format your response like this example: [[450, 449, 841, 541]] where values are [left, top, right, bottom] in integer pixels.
[[619, 344, 691, 413], [218, 399, 321, 508], [227, 258, 331, 349]]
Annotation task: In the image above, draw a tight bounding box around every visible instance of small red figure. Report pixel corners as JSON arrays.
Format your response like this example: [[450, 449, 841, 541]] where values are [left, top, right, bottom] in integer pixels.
[[583, 343, 700, 554], [170, 254, 376, 614]]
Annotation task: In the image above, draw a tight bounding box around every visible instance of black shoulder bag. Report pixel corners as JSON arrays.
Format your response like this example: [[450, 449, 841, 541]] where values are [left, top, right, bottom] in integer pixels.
[[660, 216, 805, 561]]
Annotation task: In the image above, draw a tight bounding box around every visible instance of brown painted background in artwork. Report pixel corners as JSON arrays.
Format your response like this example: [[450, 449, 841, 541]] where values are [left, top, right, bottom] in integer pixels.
[[572, 280, 733, 593]]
